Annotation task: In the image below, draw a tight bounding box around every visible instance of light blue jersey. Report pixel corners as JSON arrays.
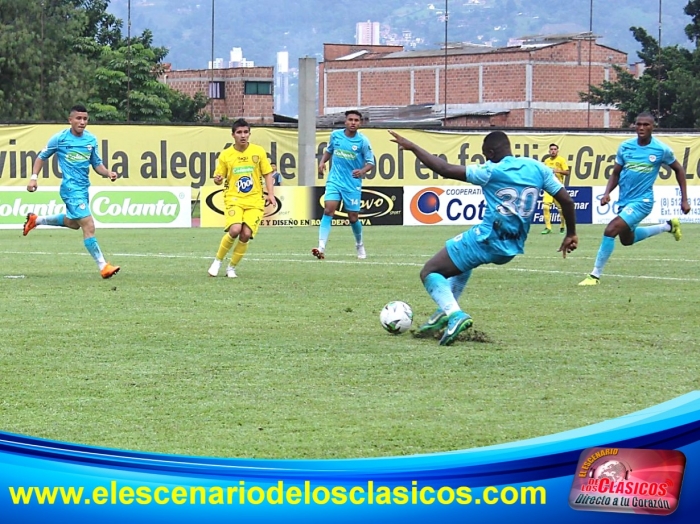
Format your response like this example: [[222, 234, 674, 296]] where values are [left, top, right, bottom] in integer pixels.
[[325, 129, 374, 191], [465, 156, 563, 256], [615, 136, 675, 206], [38, 128, 103, 192]]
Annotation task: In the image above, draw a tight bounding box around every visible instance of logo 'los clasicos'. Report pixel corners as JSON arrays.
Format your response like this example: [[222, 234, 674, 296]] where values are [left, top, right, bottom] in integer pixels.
[[569, 447, 686, 516]]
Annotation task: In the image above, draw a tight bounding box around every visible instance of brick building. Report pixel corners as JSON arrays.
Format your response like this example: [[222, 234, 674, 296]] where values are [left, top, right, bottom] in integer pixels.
[[319, 34, 627, 128], [163, 66, 274, 123]]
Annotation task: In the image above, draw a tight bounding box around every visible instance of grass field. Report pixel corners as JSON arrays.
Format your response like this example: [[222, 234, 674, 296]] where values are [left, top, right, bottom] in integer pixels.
[[1, 224, 699, 459]]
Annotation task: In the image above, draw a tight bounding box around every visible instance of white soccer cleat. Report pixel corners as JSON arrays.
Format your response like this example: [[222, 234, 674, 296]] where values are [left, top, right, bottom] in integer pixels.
[[208, 259, 221, 277], [226, 266, 237, 278], [356, 243, 367, 259]]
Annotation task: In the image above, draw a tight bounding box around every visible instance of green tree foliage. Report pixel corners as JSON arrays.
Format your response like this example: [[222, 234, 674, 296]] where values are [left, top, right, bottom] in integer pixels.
[[0, 0, 207, 122], [582, 2, 700, 127], [0, 0, 94, 120]]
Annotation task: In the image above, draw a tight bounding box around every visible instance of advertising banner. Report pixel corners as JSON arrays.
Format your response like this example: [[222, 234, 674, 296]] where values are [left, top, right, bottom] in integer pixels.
[[200, 186, 404, 228], [531, 187, 593, 226], [3, 125, 700, 189], [403, 186, 486, 226], [199, 186, 315, 228], [592, 186, 700, 225], [0, 187, 191, 229], [311, 187, 404, 226]]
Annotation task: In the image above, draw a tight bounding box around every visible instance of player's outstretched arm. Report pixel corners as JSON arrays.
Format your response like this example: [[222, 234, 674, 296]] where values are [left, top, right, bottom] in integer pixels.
[[554, 187, 578, 258], [388, 130, 465, 182]]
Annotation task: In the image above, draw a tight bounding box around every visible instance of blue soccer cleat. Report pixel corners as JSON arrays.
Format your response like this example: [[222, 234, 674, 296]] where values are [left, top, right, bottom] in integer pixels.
[[439, 311, 473, 346], [415, 309, 448, 337]]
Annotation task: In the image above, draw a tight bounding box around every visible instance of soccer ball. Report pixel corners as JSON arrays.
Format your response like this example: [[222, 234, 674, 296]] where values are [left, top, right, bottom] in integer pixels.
[[380, 301, 413, 334]]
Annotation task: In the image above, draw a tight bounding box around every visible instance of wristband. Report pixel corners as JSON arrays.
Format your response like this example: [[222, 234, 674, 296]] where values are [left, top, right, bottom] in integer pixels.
[[30, 174, 38, 181]]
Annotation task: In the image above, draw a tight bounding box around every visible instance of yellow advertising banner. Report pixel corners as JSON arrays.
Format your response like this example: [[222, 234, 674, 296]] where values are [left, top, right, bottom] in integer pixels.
[[200, 185, 315, 228], [2, 125, 699, 189]]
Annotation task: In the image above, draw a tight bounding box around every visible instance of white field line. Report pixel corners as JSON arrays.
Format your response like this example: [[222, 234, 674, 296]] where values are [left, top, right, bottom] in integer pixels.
[[2, 250, 700, 282]]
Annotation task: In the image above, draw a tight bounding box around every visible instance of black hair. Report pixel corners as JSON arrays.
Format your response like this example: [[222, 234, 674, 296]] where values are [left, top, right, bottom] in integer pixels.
[[70, 104, 88, 114], [549, 143, 559, 149], [483, 131, 510, 151], [231, 118, 250, 132], [345, 109, 362, 119], [636, 111, 656, 123]]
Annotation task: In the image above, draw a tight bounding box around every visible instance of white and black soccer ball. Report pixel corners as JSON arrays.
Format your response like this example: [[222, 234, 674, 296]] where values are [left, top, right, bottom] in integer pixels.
[[380, 301, 413, 334]]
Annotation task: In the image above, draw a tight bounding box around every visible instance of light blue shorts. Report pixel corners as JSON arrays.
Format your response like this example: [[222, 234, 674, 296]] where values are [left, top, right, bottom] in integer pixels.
[[60, 189, 91, 220], [445, 228, 515, 273], [617, 200, 653, 231], [324, 182, 361, 212]]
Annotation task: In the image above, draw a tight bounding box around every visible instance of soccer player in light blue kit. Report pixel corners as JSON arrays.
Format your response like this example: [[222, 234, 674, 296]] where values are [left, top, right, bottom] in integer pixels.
[[579, 112, 690, 285], [312, 110, 375, 260], [389, 130, 578, 346], [23, 105, 121, 279]]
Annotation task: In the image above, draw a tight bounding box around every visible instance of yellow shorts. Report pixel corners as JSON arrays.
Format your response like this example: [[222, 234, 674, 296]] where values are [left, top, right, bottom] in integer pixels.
[[224, 205, 264, 237]]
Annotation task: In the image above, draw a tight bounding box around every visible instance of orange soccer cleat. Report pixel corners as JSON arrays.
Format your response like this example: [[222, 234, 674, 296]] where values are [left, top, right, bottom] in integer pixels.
[[23, 213, 38, 236], [101, 263, 121, 279]]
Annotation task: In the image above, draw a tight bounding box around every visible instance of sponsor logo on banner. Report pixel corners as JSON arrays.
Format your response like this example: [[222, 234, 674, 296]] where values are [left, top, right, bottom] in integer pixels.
[[593, 186, 700, 224], [204, 189, 283, 218], [569, 447, 686, 516], [0, 187, 190, 228], [200, 186, 314, 227], [404, 186, 485, 226], [410, 187, 444, 224], [91, 191, 181, 223], [531, 187, 593, 225], [0, 191, 66, 224], [313, 187, 403, 225]]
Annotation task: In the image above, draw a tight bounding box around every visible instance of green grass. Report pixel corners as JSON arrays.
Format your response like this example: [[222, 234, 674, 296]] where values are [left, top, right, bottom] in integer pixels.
[[1, 224, 699, 459]]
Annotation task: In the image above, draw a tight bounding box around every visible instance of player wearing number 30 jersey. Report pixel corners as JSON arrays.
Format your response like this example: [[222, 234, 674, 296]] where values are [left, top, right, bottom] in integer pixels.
[[388, 130, 578, 346]]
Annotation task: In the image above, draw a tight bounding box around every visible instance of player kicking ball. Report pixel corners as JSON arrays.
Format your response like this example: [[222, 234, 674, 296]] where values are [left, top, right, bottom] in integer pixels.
[[389, 130, 578, 346]]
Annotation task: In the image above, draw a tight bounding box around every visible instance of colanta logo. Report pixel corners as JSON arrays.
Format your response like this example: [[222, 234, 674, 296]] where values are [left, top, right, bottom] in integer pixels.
[[91, 191, 180, 223], [320, 189, 395, 219], [410, 188, 444, 224], [0, 193, 66, 224]]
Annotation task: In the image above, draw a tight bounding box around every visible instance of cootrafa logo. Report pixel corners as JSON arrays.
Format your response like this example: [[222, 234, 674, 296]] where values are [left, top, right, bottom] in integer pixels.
[[91, 192, 180, 223]]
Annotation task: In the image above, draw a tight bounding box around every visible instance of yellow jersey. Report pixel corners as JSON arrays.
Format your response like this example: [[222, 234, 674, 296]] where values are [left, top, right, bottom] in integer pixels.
[[543, 155, 569, 184], [214, 143, 272, 209]]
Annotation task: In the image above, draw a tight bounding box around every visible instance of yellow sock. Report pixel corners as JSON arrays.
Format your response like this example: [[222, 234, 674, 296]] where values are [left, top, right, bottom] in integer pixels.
[[556, 204, 565, 229], [543, 204, 551, 229], [215, 234, 235, 261], [230, 240, 249, 266]]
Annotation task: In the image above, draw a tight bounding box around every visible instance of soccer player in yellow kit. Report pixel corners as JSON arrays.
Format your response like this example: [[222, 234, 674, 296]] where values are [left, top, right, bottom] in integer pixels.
[[542, 143, 570, 234], [207, 119, 274, 278]]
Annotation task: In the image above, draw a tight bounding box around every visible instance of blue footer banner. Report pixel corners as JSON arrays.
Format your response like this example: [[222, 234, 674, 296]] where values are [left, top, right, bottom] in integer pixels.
[[2, 392, 700, 522]]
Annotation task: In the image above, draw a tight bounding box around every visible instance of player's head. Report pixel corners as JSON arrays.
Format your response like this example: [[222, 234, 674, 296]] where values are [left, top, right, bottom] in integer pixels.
[[634, 112, 655, 141], [68, 104, 89, 136], [344, 110, 362, 134], [548, 143, 559, 158], [231, 118, 251, 148], [270, 162, 277, 171], [481, 131, 512, 162]]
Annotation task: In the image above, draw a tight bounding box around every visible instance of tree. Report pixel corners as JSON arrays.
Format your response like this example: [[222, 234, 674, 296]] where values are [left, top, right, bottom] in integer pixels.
[[0, 0, 94, 120], [581, 2, 700, 128]]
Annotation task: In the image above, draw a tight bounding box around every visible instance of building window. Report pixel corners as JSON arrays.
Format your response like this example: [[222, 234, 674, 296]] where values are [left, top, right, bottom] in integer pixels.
[[209, 81, 225, 99], [244, 81, 272, 95]]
